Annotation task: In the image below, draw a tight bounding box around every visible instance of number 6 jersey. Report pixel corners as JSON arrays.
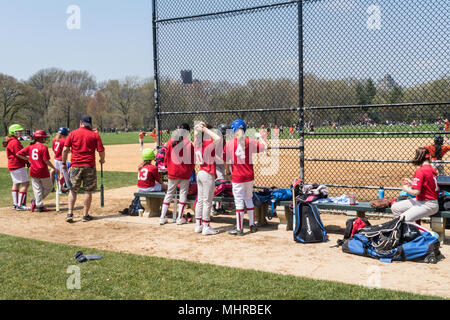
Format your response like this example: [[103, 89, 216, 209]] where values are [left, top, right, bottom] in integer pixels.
[[17, 142, 51, 178]]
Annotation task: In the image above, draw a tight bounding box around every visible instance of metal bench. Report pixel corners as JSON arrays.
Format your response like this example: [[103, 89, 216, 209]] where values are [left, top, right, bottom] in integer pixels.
[[276, 200, 449, 242]]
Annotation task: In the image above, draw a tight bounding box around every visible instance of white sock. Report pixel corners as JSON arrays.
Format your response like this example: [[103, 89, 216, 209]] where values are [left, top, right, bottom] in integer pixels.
[[236, 209, 244, 231], [247, 208, 254, 226], [202, 219, 210, 228], [160, 202, 169, 219], [177, 202, 186, 220], [18, 192, 26, 206], [12, 190, 18, 206], [196, 218, 202, 227]]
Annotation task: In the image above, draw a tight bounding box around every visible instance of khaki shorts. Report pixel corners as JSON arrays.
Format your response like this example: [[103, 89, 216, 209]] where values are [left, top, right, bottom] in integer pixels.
[[70, 166, 97, 193]]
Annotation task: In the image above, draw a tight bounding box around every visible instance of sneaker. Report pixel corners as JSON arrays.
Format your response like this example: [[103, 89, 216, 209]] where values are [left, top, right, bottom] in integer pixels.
[[202, 226, 219, 236], [30, 199, 36, 212], [66, 213, 74, 223], [36, 207, 50, 212], [16, 205, 30, 211], [12, 205, 17, 210], [228, 228, 244, 236], [82, 215, 93, 222], [211, 208, 220, 216], [176, 217, 187, 225], [159, 217, 168, 225], [195, 224, 203, 233], [250, 225, 258, 233], [185, 213, 193, 223]]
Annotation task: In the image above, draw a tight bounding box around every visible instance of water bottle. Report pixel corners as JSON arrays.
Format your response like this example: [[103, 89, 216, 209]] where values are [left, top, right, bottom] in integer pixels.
[[349, 189, 356, 205], [378, 186, 385, 199]]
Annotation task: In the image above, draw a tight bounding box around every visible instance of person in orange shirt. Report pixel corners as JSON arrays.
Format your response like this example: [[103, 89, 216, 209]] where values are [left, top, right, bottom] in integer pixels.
[[424, 136, 450, 175], [289, 125, 295, 138], [139, 131, 145, 151], [149, 128, 157, 144], [444, 118, 449, 140]]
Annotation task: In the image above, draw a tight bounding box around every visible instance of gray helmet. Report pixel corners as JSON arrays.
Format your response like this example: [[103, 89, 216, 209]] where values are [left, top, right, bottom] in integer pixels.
[[434, 136, 444, 146], [218, 123, 230, 136]]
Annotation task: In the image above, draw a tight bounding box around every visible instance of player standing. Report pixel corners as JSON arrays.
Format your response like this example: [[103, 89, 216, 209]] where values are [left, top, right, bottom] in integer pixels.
[[139, 131, 145, 151], [225, 120, 267, 236], [159, 123, 195, 225], [193, 122, 221, 235], [51, 127, 69, 193], [3, 124, 30, 210], [16, 130, 58, 212]]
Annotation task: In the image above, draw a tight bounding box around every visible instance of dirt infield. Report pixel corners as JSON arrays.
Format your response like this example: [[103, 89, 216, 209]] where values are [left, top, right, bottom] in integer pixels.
[[0, 185, 448, 298], [1, 139, 449, 298]]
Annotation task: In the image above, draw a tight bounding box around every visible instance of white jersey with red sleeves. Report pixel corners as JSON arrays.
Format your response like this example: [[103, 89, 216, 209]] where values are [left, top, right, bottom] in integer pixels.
[[224, 137, 265, 183], [411, 164, 439, 201]]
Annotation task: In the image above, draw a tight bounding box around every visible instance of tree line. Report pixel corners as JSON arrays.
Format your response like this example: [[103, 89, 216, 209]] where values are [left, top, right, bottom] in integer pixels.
[[1, 67, 448, 136]]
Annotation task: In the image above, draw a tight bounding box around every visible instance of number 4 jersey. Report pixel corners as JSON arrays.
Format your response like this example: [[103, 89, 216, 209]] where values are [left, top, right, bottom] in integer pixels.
[[17, 142, 51, 178]]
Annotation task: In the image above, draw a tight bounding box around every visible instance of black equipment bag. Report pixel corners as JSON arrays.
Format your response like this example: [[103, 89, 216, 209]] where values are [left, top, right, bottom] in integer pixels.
[[293, 202, 327, 243]]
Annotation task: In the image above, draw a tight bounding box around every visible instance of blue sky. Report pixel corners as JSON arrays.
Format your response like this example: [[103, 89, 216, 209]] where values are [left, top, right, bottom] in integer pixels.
[[0, 0, 448, 87], [0, 0, 153, 82]]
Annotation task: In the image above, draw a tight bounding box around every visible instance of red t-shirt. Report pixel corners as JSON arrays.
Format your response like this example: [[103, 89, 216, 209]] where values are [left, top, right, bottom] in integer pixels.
[[224, 137, 266, 183], [411, 164, 439, 201], [197, 139, 216, 176], [52, 137, 66, 161], [137, 164, 161, 188], [64, 127, 105, 167], [164, 138, 195, 180], [5, 137, 27, 171], [17, 143, 51, 178]]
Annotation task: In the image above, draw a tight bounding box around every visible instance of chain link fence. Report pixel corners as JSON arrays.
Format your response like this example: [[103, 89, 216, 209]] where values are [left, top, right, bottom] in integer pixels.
[[152, 0, 450, 200]]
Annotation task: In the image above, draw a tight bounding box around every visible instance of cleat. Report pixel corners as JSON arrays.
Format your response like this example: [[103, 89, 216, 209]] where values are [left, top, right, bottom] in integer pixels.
[[66, 213, 74, 223], [16, 205, 30, 211], [30, 199, 36, 212], [195, 224, 203, 233], [176, 217, 187, 225], [37, 207, 50, 212], [202, 226, 219, 236], [159, 217, 168, 225], [12, 205, 17, 210], [82, 215, 93, 222], [250, 225, 258, 233], [228, 228, 244, 236]]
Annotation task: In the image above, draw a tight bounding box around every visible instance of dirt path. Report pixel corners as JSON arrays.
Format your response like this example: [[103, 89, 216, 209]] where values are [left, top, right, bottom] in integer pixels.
[[0, 185, 448, 299]]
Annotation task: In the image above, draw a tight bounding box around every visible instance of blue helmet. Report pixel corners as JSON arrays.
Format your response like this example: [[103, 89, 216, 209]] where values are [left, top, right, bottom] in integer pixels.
[[231, 120, 246, 133], [58, 127, 69, 136]]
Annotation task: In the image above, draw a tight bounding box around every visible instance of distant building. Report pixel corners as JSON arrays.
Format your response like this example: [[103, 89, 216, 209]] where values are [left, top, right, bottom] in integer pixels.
[[377, 74, 397, 91]]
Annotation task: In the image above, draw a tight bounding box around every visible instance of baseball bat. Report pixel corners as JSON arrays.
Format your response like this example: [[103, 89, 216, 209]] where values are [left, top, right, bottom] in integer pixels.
[[100, 163, 104, 207], [55, 173, 60, 212]]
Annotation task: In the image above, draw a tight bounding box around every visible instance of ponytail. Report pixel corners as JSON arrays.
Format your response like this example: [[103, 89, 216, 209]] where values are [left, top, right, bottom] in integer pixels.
[[412, 147, 430, 166]]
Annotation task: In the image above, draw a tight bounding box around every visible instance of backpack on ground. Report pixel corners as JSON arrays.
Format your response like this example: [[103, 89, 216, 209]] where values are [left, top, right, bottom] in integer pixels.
[[128, 196, 144, 216], [341, 218, 444, 263], [215, 179, 233, 197], [293, 202, 327, 243]]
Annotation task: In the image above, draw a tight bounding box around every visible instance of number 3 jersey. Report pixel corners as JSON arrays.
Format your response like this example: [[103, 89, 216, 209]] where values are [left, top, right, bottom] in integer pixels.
[[52, 137, 66, 161], [17, 142, 51, 178], [137, 164, 161, 189]]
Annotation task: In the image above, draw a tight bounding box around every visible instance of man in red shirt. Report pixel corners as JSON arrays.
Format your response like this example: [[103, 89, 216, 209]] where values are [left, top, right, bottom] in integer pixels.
[[62, 115, 105, 223], [17, 130, 58, 212]]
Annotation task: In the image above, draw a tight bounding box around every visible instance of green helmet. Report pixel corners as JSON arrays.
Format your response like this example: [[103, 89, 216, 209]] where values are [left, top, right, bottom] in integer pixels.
[[142, 148, 155, 161], [8, 124, 24, 136]]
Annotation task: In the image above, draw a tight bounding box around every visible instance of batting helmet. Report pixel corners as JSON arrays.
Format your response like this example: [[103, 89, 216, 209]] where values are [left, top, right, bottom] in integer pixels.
[[8, 124, 24, 136], [33, 130, 49, 141], [58, 127, 69, 136], [434, 136, 444, 146], [231, 120, 246, 133], [142, 148, 156, 161], [218, 123, 230, 136]]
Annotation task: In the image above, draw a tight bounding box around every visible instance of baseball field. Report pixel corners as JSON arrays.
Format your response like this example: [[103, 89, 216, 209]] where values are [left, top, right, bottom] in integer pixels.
[[0, 134, 449, 300]]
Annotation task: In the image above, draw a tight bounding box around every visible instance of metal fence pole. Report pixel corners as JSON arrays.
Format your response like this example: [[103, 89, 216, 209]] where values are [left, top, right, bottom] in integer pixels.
[[298, 0, 305, 181], [152, 0, 161, 145]]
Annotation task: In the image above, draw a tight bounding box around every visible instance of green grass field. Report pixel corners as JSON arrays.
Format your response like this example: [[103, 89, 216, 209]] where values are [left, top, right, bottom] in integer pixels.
[[0, 234, 442, 300], [0, 168, 137, 208]]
